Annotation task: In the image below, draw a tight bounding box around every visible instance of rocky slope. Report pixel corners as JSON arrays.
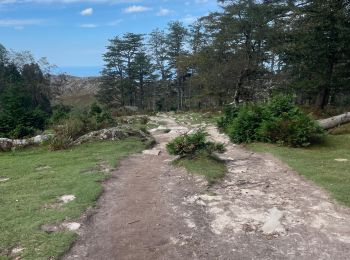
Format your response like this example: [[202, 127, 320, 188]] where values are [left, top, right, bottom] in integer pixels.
[[50, 75, 101, 106]]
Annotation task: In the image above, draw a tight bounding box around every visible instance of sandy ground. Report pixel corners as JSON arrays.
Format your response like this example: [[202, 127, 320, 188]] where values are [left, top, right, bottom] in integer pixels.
[[64, 115, 350, 260]]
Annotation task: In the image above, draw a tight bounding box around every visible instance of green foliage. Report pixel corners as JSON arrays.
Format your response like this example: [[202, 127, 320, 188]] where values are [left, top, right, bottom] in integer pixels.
[[220, 95, 324, 147], [217, 105, 240, 129], [258, 96, 324, 147], [0, 85, 50, 138], [166, 130, 224, 158], [10, 125, 36, 139], [49, 133, 73, 151], [0, 45, 52, 138], [49, 105, 116, 150], [283, 0, 350, 108], [90, 102, 103, 115], [49, 104, 71, 124], [227, 105, 263, 144]]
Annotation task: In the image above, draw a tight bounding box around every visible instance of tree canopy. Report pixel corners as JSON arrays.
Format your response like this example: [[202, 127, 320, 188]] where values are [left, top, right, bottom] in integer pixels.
[[98, 0, 350, 111], [0, 45, 52, 138]]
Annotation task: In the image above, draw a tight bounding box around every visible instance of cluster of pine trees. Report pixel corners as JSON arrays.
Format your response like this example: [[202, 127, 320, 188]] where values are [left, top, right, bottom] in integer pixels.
[[98, 0, 350, 111], [0, 44, 52, 138]]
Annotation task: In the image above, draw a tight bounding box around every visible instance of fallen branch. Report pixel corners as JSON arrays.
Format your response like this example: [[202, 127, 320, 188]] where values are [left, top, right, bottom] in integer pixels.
[[318, 112, 350, 130]]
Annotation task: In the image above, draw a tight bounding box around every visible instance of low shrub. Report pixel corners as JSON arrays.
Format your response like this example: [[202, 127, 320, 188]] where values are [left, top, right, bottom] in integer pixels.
[[217, 104, 240, 129], [9, 125, 36, 139], [258, 112, 324, 147], [219, 95, 325, 147], [49, 103, 116, 150], [227, 105, 263, 144], [49, 104, 71, 124], [49, 116, 85, 150], [49, 134, 73, 151], [258, 95, 324, 147], [167, 130, 225, 158]]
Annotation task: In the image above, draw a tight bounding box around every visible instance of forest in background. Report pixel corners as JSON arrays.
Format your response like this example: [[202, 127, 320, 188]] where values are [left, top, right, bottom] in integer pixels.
[[0, 44, 53, 138], [98, 0, 350, 111], [1, 0, 350, 139]]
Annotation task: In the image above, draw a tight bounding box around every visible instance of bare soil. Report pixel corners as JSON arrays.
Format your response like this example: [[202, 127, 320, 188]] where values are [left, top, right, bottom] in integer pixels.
[[64, 115, 350, 260]]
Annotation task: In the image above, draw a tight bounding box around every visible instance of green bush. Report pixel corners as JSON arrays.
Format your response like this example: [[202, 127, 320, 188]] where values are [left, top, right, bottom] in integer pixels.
[[167, 130, 225, 158], [0, 86, 50, 138], [49, 134, 73, 151], [49, 104, 71, 124], [219, 95, 324, 147], [227, 105, 263, 143], [217, 104, 240, 129], [49, 105, 117, 150], [49, 116, 85, 150], [9, 125, 36, 139], [258, 95, 324, 147]]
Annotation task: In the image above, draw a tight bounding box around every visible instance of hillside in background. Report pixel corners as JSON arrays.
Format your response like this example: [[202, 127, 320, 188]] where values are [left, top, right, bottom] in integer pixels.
[[51, 75, 101, 107]]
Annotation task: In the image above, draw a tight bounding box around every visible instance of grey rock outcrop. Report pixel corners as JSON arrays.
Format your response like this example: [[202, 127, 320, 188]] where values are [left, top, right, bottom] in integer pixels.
[[0, 138, 13, 152], [0, 135, 52, 152], [73, 126, 153, 145]]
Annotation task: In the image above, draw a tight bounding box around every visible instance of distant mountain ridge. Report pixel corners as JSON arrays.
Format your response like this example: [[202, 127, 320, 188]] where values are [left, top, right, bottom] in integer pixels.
[[50, 74, 102, 107]]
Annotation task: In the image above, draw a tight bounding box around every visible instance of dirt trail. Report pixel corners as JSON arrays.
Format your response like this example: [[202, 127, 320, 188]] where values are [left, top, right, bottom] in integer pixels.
[[64, 115, 350, 260]]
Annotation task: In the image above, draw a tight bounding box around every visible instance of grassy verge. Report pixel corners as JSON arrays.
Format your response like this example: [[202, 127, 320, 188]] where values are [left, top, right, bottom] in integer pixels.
[[248, 134, 350, 207], [174, 154, 227, 185], [0, 138, 145, 260]]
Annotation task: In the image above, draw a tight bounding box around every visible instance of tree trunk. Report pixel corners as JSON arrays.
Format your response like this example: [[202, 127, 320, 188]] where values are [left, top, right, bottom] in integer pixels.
[[318, 112, 350, 130], [315, 86, 331, 109]]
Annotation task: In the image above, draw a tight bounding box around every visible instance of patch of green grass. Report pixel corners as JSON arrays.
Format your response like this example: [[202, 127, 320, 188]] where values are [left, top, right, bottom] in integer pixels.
[[174, 154, 227, 185], [0, 138, 145, 260], [248, 134, 350, 206]]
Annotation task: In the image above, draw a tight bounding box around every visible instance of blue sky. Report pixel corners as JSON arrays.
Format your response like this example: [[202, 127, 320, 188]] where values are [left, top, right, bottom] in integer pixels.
[[0, 0, 220, 76]]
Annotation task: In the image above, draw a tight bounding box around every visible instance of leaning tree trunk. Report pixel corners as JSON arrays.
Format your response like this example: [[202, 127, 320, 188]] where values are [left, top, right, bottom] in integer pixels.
[[318, 112, 350, 130]]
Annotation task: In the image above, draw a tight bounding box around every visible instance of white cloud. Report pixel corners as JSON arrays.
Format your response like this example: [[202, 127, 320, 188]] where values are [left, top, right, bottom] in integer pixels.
[[79, 23, 98, 28], [123, 5, 151, 13], [0, 18, 44, 26], [156, 7, 172, 16], [80, 7, 93, 16]]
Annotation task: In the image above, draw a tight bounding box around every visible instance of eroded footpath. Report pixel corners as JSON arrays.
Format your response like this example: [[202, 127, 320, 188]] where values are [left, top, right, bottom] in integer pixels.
[[64, 115, 350, 260]]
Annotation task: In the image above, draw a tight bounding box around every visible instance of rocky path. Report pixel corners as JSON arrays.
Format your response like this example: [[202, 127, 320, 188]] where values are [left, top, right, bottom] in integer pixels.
[[64, 115, 350, 260]]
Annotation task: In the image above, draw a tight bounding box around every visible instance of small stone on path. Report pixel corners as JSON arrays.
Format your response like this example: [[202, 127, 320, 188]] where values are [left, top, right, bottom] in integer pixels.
[[262, 207, 284, 234], [143, 150, 161, 156]]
